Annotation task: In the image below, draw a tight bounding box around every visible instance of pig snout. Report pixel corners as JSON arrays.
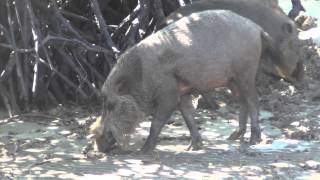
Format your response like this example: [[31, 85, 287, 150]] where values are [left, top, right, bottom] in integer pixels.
[[90, 116, 104, 137], [90, 116, 117, 152]]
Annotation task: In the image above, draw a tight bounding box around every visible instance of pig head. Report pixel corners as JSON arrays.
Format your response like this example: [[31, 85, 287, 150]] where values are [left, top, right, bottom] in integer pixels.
[[90, 53, 147, 152]]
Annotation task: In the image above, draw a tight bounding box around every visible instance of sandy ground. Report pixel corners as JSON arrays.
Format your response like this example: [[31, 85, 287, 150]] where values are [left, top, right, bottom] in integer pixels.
[[1, 80, 320, 179]]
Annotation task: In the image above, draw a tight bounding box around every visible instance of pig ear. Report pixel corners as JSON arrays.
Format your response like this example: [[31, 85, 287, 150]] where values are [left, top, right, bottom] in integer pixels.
[[282, 23, 293, 34]]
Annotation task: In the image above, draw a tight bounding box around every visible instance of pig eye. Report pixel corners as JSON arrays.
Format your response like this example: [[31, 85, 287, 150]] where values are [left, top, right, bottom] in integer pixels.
[[116, 78, 129, 95], [107, 102, 115, 111], [282, 23, 293, 35], [103, 96, 114, 111]]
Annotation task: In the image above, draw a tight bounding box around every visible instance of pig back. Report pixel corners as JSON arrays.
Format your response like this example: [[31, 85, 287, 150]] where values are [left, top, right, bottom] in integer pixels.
[[137, 10, 263, 90], [161, 0, 295, 40]]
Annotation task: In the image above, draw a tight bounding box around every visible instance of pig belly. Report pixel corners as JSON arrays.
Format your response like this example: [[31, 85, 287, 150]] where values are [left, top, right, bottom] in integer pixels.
[[177, 72, 230, 95]]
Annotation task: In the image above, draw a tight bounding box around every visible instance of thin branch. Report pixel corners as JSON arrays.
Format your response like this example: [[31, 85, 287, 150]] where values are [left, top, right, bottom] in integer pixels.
[[90, 0, 119, 54], [0, 43, 34, 53], [121, 0, 151, 50], [0, 84, 13, 117], [151, 0, 165, 30], [6, 0, 27, 113], [26, 0, 43, 105], [37, 57, 89, 98], [50, 0, 85, 41], [0, 35, 113, 54]]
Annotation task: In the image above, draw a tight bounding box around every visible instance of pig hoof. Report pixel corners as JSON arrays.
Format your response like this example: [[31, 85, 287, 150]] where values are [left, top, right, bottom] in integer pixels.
[[249, 135, 262, 145], [249, 137, 262, 145], [186, 142, 203, 151], [228, 130, 245, 140], [140, 148, 154, 155], [249, 139, 260, 145], [250, 127, 262, 145]]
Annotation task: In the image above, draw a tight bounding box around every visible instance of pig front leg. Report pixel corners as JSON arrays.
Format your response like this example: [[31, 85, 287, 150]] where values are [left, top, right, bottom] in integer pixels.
[[228, 99, 248, 142], [227, 80, 249, 142], [179, 95, 203, 150], [141, 86, 179, 154], [227, 76, 261, 144], [246, 90, 261, 144]]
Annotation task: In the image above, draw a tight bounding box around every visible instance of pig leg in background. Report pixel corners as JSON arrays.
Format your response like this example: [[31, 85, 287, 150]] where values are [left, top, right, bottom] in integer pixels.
[[141, 83, 179, 154], [95, 130, 116, 153], [179, 95, 203, 150], [201, 92, 220, 111]]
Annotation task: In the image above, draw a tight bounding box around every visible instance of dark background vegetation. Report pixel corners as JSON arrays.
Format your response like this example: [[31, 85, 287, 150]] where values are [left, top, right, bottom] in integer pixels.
[[0, 0, 194, 117]]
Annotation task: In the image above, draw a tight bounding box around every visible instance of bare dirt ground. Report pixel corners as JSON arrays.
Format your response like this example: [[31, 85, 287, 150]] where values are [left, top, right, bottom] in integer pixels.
[[1, 38, 320, 180]]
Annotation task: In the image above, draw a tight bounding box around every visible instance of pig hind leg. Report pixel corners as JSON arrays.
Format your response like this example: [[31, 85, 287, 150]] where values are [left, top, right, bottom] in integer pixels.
[[179, 95, 203, 150], [141, 82, 180, 154]]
